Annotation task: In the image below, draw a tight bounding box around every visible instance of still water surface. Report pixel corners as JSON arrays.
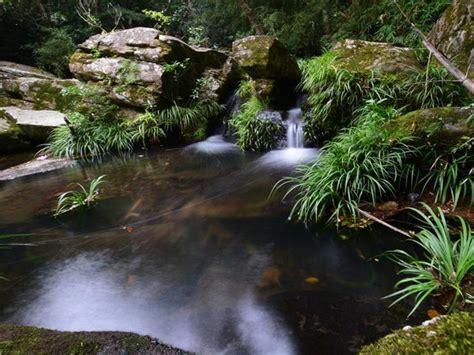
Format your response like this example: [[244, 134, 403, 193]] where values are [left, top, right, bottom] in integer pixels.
[[0, 145, 410, 354]]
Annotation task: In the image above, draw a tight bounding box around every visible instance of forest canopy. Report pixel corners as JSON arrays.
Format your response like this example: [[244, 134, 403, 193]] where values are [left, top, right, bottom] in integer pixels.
[[0, 0, 451, 76]]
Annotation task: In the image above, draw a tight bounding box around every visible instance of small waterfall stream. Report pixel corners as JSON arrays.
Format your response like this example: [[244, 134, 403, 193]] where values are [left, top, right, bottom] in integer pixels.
[[286, 108, 305, 148]]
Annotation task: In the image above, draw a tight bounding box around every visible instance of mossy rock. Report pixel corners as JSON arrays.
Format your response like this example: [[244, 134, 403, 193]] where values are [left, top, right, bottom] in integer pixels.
[[331, 39, 422, 76], [232, 36, 301, 81], [360, 312, 474, 354], [0, 113, 30, 153], [428, 0, 473, 79], [0, 323, 191, 354], [385, 107, 474, 148]]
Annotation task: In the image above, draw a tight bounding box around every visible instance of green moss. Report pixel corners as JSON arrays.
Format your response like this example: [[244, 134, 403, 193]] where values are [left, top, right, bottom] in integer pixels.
[[26, 80, 77, 111], [0, 323, 190, 354], [360, 312, 474, 354], [385, 107, 474, 147]]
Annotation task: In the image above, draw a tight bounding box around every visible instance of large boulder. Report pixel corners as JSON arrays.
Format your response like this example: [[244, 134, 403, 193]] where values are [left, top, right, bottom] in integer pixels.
[[69, 27, 237, 107], [385, 106, 474, 148], [0, 61, 78, 111], [232, 36, 300, 81], [331, 39, 422, 75], [429, 0, 473, 79]]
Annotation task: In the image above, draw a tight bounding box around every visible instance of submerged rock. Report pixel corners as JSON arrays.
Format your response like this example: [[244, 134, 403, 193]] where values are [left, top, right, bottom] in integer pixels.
[[331, 39, 421, 75], [0, 157, 75, 181], [0, 323, 191, 354], [428, 0, 473, 79]]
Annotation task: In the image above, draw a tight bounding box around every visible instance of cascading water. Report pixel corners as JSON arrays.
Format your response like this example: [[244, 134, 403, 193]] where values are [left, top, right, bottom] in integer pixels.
[[257, 104, 320, 169], [286, 108, 305, 148]]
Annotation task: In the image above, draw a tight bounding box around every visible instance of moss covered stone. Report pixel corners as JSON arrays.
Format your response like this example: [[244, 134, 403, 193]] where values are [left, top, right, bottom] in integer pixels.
[[385, 107, 474, 148], [360, 312, 474, 354], [0, 323, 191, 354], [0, 113, 30, 153], [232, 36, 301, 81], [428, 0, 473, 79], [331, 39, 422, 75]]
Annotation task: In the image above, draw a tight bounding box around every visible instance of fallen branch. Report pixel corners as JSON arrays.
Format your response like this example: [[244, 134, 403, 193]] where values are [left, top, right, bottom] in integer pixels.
[[393, 0, 474, 94], [357, 207, 412, 238]]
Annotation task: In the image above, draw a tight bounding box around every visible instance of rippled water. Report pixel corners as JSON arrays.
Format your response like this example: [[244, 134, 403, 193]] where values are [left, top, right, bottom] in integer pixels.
[[0, 144, 410, 354]]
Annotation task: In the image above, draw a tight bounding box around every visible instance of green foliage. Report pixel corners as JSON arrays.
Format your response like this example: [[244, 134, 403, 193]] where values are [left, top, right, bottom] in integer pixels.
[[43, 83, 222, 158], [230, 81, 283, 152], [142, 9, 171, 31], [163, 58, 191, 81], [187, 26, 210, 47], [277, 101, 418, 224], [324, 0, 451, 49], [55, 175, 106, 216], [384, 205, 474, 317], [422, 138, 474, 209], [34, 28, 76, 76], [361, 312, 474, 354], [300, 53, 468, 142]]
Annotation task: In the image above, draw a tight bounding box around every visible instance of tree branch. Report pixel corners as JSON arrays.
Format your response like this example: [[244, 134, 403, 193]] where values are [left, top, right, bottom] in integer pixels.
[[393, 0, 474, 94]]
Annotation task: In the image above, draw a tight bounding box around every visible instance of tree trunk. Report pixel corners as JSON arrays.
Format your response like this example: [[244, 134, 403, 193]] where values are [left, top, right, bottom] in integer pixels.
[[236, 0, 265, 35]]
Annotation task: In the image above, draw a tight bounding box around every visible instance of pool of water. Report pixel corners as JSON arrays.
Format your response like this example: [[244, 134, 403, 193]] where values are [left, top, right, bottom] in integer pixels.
[[0, 145, 412, 354]]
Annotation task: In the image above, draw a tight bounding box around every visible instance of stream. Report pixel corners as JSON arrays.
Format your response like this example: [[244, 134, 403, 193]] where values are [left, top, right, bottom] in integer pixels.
[[0, 140, 412, 354]]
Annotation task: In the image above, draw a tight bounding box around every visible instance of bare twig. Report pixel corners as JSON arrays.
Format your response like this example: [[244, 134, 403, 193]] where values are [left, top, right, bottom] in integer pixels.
[[357, 207, 412, 238]]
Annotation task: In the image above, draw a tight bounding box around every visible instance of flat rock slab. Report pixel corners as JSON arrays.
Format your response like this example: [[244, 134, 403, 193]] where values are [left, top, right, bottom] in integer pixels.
[[0, 157, 75, 181], [0, 106, 65, 127]]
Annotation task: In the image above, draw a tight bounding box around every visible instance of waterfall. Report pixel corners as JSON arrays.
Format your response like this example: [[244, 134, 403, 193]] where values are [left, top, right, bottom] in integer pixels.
[[286, 108, 304, 148]]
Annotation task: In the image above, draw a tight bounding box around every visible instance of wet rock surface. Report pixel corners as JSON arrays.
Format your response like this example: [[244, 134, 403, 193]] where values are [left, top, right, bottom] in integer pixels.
[[0, 157, 75, 181], [0, 323, 191, 354]]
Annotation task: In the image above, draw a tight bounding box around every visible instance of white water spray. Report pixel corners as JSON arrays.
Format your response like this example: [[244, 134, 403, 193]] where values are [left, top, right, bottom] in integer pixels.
[[286, 108, 305, 148]]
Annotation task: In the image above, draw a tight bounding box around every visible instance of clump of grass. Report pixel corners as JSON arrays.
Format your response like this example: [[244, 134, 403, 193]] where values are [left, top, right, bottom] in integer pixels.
[[230, 80, 284, 152], [277, 101, 419, 224], [422, 137, 473, 210], [55, 175, 106, 216], [384, 204, 474, 317], [42, 84, 223, 158], [299, 53, 468, 143]]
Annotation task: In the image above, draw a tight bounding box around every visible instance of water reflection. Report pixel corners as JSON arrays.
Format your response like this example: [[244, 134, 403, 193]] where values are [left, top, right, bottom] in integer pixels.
[[0, 147, 408, 354], [12, 251, 295, 354]]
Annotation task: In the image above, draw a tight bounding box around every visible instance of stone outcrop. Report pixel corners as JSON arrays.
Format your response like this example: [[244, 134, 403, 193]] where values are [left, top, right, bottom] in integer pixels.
[[0, 107, 65, 152], [69, 27, 239, 107], [429, 0, 473, 79], [385, 106, 474, 148], [232, 36, 300, 81], [331, 39, 422, 75], [0, 61, 78, 111]]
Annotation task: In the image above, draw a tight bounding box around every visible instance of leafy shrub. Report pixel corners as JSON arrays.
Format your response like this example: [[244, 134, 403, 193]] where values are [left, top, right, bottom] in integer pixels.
[[34, 28, 76, 77], [277, 101, 418, 224], [385, 205, 474, 317], [55, 175, 106, 216]]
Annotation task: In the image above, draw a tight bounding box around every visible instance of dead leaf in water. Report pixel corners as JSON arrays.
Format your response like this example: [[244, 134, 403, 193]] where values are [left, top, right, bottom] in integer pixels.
[[305, 276, 319, 284], [126, 226, 134, 233]]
